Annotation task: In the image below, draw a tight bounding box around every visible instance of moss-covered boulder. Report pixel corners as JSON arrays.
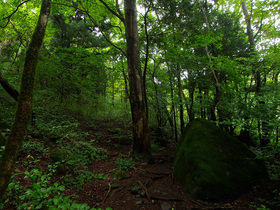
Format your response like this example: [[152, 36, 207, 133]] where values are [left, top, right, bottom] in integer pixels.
[[173, 119, 268, 202], [50, 148, 70, 162]]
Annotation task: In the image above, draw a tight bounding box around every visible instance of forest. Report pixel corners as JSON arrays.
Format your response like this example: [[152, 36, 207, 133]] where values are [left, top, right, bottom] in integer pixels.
[[0, 0, 279, 209]]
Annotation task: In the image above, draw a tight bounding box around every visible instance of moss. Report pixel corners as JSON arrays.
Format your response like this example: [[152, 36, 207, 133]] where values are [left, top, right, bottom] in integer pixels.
[[111, 169, 131, 180], [49, 148, 70, 162], [173, 119, 268, 201]]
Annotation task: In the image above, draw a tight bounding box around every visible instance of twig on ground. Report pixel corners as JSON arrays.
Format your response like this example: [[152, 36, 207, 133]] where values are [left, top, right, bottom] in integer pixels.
[[102, 182, 112, 203]]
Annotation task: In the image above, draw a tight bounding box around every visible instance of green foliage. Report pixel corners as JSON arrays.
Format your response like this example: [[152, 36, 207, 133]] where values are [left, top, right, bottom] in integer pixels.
[[32, 113, 80, 141], [254, 144, 280, 180], [115, 158, 136, 171], [2, 167, 111, 210], [151, 143, 165, 152], [21, 140, 46, 154], [4, 168, 64, 209], [62, 170, 107, 190], [51, 139, 109, 169]]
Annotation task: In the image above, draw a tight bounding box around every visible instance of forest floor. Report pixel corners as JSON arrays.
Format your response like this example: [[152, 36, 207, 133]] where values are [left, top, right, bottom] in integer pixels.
[[2, 119, 280, 210]]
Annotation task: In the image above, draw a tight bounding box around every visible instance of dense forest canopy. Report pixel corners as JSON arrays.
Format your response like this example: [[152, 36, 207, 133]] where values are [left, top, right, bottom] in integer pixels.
[[0, 0, 280, 208]]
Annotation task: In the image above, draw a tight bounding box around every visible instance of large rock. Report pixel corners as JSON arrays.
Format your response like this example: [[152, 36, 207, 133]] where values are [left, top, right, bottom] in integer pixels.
[[173, 119, 268, 202]]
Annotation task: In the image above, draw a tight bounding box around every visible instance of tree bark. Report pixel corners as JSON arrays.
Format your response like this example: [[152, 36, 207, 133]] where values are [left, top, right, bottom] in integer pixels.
[[0, 0, 51, 202], [124, 0, 150, 155]]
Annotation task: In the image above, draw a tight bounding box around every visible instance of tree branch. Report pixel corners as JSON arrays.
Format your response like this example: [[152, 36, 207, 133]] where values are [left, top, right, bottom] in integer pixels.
[[0, 0, 30, 28], [115, 0, 125, 22], [99, 0, 125, 23], [254, 17, 263, 40], [54, 1, 127, 56], [78, 1, 127, 56]]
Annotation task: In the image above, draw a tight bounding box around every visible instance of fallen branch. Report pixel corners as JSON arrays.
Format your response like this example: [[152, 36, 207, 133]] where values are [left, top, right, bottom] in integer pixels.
[[102, 183, 112, 203], [137, 180, 151, 202], [149, 193, 185, 201]]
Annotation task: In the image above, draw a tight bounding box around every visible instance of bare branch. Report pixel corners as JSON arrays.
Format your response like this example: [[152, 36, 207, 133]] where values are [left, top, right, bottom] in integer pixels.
[[0, 0, 30, 28]]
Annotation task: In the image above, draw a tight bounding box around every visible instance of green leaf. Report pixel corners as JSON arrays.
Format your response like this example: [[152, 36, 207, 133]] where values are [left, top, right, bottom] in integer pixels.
[[53, 197, 59, 205], [58, 185, 65, 191]]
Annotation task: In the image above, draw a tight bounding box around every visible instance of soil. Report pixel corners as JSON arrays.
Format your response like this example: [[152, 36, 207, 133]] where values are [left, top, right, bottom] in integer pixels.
[[2, 120, 280, 210]]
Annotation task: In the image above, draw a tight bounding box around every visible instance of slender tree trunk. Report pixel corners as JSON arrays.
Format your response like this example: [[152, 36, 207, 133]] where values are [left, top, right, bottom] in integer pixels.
[[241, 0, 269, 147], [143, 4, 150, 121], [0, 0, 51, 202], [198, 1, 221, 121], [241, 0, 255, 50], [121, 61, 129, 102], [177, 70, 184, 133], [124, 0, 150, 155], [184, 75, 195, 122], [112, 82, 115, 106], [210, 84, 221, 121], [169, 74, 178, 142], [199, 88, 205, 119]]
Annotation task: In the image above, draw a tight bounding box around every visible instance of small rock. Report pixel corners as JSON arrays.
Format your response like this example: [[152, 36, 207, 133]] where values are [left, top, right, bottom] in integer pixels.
[[136, 200, 143, 205], [161, 202, 172, 210], [111, 169, 130, 180]]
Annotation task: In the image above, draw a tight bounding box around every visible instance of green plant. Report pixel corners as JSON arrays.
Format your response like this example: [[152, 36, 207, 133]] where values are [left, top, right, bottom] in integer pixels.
[[62, 170, 107, 190], [21, 140, 46, 155], [3, 168, 65, 209], [254, 144, 280, 180], [4, 179, 24, 206], [151, 143, 165, 152], [63, 141, 109, 166], [0, 145, 5, 158], [115, 158, 136, 171], [2, 167, 111, 209], [257, 204, 271, 210]]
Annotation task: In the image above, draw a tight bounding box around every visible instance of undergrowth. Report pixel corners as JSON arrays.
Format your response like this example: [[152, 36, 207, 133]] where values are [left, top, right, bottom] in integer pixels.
[[1, 167, 111, 210]]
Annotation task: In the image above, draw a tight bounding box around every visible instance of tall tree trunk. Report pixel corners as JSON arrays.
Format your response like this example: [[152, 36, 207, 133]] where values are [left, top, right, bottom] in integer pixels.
[[124, 0, 150, 155], [0, 0, 51, 202]]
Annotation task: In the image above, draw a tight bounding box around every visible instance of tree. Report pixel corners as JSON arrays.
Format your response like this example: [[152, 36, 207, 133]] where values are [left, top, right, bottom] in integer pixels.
[[69, 0, 151, 154], [0, 0, 51, 201], [124, 0, 150, 154]]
